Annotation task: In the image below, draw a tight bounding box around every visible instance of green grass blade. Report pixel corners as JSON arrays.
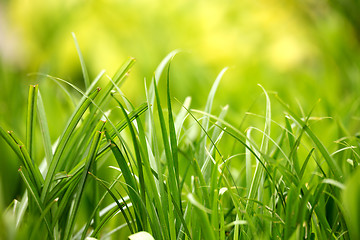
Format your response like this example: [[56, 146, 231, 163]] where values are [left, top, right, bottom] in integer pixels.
[[72, 32, 90, 90], [6, 131, 43, 192], [63, 130, 103, 240], [108, 103, 148, 139], [37, 89, 53, 166], [42, 87, 101, 201], [277, 96, 343, 180], [147, 50, 180, 108], [199, 67, 228, 167], [187, 193, 216, 240], [88, 172, 135, 237], [111, 96, 147, 230], [0, 127, 25, 163], [285, 116, 300, 176], [166, 61, 181, 209], [26, 84, 38, 163], [18, 167, 52, 238], [300, 148, 314, 179], [154, 77, 180, 213]]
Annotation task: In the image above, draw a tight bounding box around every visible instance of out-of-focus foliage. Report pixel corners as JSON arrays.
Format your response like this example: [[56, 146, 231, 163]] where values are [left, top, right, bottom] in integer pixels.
[[0, 0, 359, 212]]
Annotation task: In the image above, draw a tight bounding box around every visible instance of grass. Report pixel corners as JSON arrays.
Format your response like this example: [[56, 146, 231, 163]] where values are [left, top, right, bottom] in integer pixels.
[[0, 42, 359, 240]]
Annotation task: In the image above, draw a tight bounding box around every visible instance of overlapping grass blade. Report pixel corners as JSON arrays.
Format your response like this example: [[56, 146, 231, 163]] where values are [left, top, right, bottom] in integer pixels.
[[88, 172, 135, 238], [111, 96, 147, 230], [198, 67, 228, 168], [277, 96, 343, 180], [63, 129, 103, 240], [5, 131, 43, 193], [18, 167, 52, 238], [42, 87, 101, 201]]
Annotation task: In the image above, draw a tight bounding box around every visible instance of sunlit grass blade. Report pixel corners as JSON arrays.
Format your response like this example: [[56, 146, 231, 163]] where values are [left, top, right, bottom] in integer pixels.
[[26, 84, 38, 163], [154, 77, 180, 218], [95, 58, 135, 109], [198, 67, 228, 168], [147, 50, 179, 108], [166, 61, 181, 209]]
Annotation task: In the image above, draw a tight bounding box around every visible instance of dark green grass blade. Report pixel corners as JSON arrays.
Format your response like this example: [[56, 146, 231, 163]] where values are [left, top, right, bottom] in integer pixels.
[[88, 172, 135, 237], [37, 89, 53, 165], [104, 130, 144, 231], [80, 173, 131, 239], [0, 127, 26, 166], [300, 148, 315, 179], [30, 197, 58, 240], [111, 96, 146, 230], [26, 84, 38, 162], [18, 167, 52, 238], [42, 88, 101, 201], [63, 130, 103, 240], [6, 131, 43, 193], [105, 131, 138, 197], [107, 103, 148, 139]]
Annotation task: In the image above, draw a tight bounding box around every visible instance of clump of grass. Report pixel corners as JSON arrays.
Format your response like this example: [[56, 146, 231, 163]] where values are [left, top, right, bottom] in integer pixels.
[[1, 37, 359, 240]]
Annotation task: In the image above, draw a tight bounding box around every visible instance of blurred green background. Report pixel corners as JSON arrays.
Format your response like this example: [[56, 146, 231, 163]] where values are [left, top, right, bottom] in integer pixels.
[[1, 0, 359, 206]]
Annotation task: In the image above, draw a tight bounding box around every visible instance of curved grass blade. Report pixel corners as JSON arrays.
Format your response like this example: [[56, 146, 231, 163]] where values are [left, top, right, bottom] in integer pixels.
[[42, 87, 101, 201], [63, 130, 103, 240], [0, 127, 25, 165], [6, 131, 43, 192], [198, 67, 228, 168], [107, 103, 148, 140], [111, 96, 146, 230], [18, 167, 52, 239], [30, 197, 58, 240], [88, 172, 135, 238], [277, 96, 342, 180]]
